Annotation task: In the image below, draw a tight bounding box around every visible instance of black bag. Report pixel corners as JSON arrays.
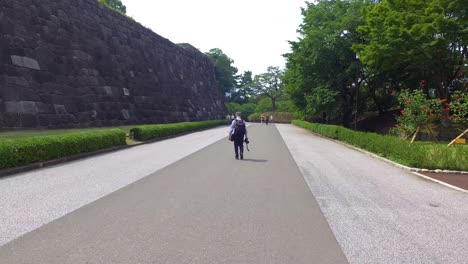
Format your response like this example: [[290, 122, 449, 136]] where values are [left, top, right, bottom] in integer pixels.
[[233, 119, 246, 138]]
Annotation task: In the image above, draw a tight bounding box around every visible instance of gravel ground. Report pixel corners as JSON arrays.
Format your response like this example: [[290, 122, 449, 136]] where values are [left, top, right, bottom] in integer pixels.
[[277, 124, 468, 264], [0, 125, 231, 246]]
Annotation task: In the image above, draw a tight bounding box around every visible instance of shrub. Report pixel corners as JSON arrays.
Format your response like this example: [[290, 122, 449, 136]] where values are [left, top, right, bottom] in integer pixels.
[[130, 120, 226, 141], [0, 129, 126, 170], [293, 120, 468, 171]]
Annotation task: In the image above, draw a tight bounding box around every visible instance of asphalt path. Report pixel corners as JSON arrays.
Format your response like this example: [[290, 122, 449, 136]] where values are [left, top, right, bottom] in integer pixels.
[[0, 124, 347, 264], [277, 124, 468, 264]]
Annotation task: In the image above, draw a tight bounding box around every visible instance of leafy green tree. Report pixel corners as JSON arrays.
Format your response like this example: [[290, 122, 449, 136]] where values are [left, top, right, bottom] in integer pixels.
[[225, 102, 256, 121], [231, 71, 254, 104], [355, 0, 468, 99], [98, 0, 127, 14], [254, 98, 273, 113], [285, 0, 369, 126], [276, 100, 297, 112], [252, 67, 285, 111], [305, 87, 339, 122], [205, 48, 238, 95]]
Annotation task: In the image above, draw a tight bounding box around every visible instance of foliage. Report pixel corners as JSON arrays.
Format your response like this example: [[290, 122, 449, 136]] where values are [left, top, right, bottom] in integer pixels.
[[355, 0, 468, 99], [248, 112, 296, 124], [252, 67, 285, 111], [396, 90, 442, 132], [451, 91, 468, 124], [293, 120, 468, 171], [231, 71, 254, 104], [130, 120, 226, 141], [0, 129, 126, 170], [205, 48, 238, 94], [284, 0, 368, 126], [254, 98, 273, 113], [285, 0, 467, 127], [305, 86, 339, 118], [276, 100, 297, 112], [98, 0, 127, 15], [225, 102, 256, 121]]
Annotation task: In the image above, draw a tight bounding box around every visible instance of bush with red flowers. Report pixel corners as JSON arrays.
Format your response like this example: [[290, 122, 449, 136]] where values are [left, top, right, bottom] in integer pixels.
[[396, 90, 442, 132]]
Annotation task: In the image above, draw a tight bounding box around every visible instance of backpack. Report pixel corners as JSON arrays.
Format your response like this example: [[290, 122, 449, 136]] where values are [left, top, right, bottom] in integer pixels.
[[233, 119, 246, 138]]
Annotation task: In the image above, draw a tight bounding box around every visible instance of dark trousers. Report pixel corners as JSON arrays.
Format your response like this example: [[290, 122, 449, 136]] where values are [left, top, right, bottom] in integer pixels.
[[233, 138, 244, 157]]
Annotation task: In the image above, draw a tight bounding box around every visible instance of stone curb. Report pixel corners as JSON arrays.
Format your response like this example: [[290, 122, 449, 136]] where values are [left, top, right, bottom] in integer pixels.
[[0, 125, 228, 179], [295, 126, 468, 194]]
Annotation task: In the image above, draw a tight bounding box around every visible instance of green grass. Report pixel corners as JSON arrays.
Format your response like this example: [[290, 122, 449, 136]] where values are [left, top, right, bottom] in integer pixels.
[[293, 120, 468, 171]]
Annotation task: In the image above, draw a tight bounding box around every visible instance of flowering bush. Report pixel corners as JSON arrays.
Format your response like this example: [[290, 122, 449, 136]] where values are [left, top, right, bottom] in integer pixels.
[[396, 90, 442, 132], [451, 91, 468, 124]]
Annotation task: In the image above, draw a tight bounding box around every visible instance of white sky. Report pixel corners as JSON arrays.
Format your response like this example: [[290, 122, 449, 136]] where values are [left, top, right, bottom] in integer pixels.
[[122, 0, 306, 75]]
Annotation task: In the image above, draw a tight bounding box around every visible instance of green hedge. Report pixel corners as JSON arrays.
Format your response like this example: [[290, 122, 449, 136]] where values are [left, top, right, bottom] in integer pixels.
[[130, 120, 227, 141], [292, 120, 468, 171], [0, 129, 126, 170]]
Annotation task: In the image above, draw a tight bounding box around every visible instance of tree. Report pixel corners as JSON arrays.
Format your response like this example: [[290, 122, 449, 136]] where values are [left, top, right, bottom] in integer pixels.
[[284, 0, 370, 126], [355, 0, 468, 99], [205, 48, 238, 95], [252, 67, 285, 111], [98, 0, 127, 14], [230, 71, 254, 104]]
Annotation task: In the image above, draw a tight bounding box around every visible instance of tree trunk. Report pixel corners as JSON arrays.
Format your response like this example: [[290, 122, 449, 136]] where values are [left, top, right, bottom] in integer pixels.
[[271, 98, 276, 112]]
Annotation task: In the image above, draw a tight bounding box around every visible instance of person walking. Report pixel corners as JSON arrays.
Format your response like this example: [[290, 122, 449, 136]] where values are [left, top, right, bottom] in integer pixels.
[[229, 112, 248, 160], [265, 114, 269, 125]]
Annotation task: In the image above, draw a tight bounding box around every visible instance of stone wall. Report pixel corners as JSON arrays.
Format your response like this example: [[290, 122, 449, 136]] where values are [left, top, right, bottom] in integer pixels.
[[0, 0, 225, 128]]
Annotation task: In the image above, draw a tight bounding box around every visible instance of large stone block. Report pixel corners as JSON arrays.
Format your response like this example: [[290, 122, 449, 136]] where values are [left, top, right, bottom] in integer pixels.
[[5, 101, 38, 114], [10, 55, 40, 70]]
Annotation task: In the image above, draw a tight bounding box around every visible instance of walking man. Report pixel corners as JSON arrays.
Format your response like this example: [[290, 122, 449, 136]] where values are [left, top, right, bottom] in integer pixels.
[[229, 112, 248, 160]]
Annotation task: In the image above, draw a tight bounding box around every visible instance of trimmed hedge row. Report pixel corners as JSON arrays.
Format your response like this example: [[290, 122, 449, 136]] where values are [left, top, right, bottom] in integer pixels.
[[292, 120, 468, 171], [0, 129, 126, 170], [130, 120, 227, 141]]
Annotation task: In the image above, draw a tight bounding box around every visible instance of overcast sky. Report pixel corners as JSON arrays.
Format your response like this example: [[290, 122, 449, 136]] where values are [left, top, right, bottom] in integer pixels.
[[122, 0, 306, 75]]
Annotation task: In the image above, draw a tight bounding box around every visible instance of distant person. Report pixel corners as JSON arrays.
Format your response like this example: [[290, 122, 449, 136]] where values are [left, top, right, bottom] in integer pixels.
[[270, 114, 273, 124], [261, 115, 264, 123], [265, 114, 269, 125], [229, 112, 248, 160]]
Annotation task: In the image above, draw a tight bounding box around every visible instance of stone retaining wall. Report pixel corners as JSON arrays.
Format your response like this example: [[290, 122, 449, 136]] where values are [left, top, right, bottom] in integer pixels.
[[0, 0, 225, 128]]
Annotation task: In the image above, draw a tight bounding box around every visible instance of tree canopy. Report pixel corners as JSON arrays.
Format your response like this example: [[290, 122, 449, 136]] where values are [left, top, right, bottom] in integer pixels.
[[285, 0, 467, 126], [98, 0, 127, 14], [205, 48, 238, 95]]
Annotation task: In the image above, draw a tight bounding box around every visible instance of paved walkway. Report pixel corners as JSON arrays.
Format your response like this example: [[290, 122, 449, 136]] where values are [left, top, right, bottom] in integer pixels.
[[277, 124, 468, 264], [0, 124, 347, 264]]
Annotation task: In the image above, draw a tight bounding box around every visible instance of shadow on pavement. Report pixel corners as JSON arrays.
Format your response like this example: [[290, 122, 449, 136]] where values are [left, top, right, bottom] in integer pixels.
[[241, 159, 268, 163]]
